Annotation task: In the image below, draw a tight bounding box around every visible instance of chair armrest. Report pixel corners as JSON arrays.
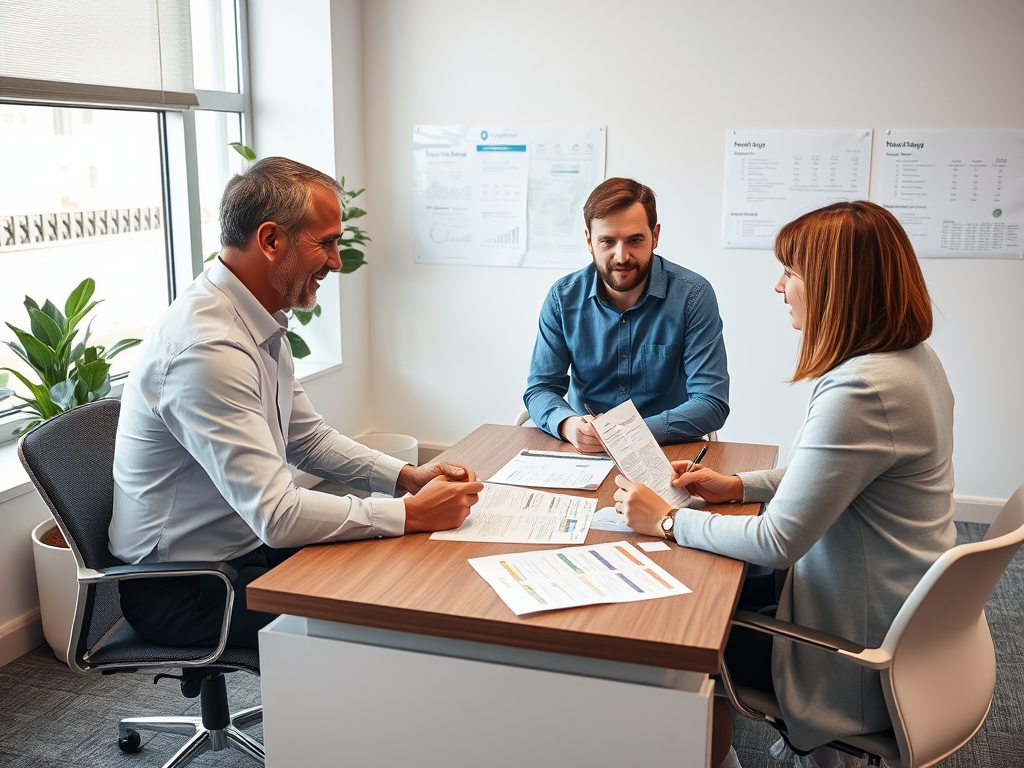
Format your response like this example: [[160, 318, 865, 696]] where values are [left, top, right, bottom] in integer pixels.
[[78, 561, 240, 667], [87, 561, 239, 584], [732, 610, 892, 669]]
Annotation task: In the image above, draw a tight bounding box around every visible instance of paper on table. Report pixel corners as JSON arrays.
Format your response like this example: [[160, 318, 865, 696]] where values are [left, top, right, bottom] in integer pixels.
[[469, 540, 691, 616], [589, 399, 691, 508], [590, 506, 634, 533], [429, 483, 595, 544], [487, 449, 615, 490]]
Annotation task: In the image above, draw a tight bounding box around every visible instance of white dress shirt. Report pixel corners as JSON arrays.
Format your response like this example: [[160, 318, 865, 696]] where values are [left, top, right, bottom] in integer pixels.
[[109, 260, 407, 564]]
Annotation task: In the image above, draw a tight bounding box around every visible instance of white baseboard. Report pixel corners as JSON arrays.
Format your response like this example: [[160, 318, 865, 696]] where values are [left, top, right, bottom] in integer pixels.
[[953, 496, 1003, 525], [0, 609, 43, 668]]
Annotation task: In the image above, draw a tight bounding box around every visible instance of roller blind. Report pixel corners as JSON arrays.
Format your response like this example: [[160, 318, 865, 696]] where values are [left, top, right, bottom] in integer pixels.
[[0, 0, 198, 108]]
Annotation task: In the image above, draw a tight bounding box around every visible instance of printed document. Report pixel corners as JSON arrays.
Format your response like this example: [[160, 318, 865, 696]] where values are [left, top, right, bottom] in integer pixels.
[[876, 129, 1023, 259], [487, 449, 615, 490], [469, 540, 691, 616], [430, 483, 595, 544], [590, 400, 691, 508], [722, 128, 872, 249]]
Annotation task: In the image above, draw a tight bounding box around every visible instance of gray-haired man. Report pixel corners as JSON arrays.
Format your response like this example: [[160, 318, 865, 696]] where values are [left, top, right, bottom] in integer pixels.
[[110, 157, 481, 648]]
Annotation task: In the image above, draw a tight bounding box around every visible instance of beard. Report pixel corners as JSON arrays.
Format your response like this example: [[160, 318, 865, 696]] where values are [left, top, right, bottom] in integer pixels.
[[595, 254, 654, 294], [269, 247, 325, 311]]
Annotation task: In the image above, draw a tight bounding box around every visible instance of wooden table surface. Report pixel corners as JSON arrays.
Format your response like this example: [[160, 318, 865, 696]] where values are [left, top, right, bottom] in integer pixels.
[[248, 424, 777, 674]]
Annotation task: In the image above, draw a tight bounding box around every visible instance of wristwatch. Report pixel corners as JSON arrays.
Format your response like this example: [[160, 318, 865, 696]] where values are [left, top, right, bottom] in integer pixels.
[[659, 508, 678, 540]]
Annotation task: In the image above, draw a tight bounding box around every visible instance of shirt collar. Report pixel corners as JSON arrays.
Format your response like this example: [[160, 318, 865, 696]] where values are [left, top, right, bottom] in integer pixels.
[[206, 259, 288, 347], [586, 254, 667, 304]]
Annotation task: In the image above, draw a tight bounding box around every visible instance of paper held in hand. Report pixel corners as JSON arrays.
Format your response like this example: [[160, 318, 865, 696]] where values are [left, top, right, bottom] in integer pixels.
[[589, 399, 691, 508]]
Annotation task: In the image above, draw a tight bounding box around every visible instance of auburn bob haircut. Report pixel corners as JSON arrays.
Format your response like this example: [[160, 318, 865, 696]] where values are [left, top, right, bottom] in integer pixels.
[[775, 200, 933, 382]]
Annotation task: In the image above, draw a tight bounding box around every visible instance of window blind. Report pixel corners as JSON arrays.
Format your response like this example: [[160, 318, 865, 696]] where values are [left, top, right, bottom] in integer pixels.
[[0, 0, 198, 108]]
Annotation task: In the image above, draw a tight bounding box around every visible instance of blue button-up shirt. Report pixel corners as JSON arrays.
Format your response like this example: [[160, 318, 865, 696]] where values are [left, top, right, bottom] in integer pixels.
[[524, 255, 729, 443]]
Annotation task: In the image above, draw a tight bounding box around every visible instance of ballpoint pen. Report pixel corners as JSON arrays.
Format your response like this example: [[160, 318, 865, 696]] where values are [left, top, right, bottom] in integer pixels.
[[692, 445, 708, 466], [584, 403, 596, 418]]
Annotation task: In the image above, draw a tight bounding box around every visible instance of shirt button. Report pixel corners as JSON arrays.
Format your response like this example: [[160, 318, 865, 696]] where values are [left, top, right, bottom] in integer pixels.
[[620, 386, 627, 392], [621, 352, 627, 359], [621, 317, 626, 324]]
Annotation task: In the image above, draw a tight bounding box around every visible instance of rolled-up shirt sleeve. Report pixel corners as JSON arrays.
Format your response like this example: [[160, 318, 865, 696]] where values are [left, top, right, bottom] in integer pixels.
[[160, 340, 406, 549]]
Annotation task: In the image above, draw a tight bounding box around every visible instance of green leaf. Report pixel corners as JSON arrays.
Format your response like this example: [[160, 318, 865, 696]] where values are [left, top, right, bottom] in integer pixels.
[[337, 250, 367, 274], [40, 299, 64, 327], [64, 278, 96, 320], [1, 367, 59, 418], [105, 338, 142, 358], [312, 304, 322, 317], [205, 251, 219, 263], [338, 258, 366, 274], [74, 357, 110, 391], [342, 207, 367, 222], [230, 142, 257, 162], [49, 380, 77, 410], [65, 299, 100, 335], [291, 309, 316, 326], [5, 324, 57, 381], [348, 188, 365, 199], [286, 330, 311, 359], [28, 309, 63, 348]]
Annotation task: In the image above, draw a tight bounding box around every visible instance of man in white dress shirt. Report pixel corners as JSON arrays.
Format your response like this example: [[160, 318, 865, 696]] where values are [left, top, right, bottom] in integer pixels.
[[109, 157, 482, 647]]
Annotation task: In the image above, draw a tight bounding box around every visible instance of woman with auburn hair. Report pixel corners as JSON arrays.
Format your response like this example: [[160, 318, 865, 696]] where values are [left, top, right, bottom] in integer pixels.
[[614, 201, 955, 767]]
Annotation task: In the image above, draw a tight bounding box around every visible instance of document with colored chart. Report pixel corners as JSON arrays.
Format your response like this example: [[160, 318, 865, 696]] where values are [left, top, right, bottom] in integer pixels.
[[469, 540, 691, 616], [430, 483, 595, 544]]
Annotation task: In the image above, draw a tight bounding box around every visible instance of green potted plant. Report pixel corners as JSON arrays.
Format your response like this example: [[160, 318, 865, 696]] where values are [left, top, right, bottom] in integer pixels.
[[2, 278, 140, 433], [2, 278, 140, 663]]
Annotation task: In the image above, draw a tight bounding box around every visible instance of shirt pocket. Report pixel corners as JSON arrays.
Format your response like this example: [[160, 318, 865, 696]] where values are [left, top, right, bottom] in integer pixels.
[[640, 341, 684, 395]]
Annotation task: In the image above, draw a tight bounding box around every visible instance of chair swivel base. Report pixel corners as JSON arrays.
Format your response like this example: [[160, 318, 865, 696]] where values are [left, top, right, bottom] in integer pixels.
[[118, 705, 264, 768]]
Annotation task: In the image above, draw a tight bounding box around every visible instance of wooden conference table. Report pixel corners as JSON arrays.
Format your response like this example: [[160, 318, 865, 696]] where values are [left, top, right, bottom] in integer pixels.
[[249, 424, 777, 768]]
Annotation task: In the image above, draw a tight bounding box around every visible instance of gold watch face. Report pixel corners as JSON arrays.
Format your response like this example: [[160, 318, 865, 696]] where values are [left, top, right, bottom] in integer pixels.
[[661, 515, 674, 532]]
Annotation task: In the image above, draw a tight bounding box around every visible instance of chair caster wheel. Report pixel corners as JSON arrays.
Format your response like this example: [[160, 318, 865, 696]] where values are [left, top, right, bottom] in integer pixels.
[[118, 729, 142, 753]]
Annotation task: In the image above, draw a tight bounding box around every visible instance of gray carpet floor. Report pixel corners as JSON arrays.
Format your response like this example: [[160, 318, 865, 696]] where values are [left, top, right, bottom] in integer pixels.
[[0, 522, 1020, 767]]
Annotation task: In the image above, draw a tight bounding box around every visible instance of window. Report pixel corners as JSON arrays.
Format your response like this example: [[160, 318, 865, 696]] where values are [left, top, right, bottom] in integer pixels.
[[0, 0, 252, 441]]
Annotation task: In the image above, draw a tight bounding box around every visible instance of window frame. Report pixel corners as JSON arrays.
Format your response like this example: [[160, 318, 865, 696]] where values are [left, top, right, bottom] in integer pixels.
[[0, 0, 252, 439]]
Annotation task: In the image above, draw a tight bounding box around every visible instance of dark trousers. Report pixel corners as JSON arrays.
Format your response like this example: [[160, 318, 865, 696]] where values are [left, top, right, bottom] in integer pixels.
[[721, 569, 784, 694], [119, 545, 300, 649]]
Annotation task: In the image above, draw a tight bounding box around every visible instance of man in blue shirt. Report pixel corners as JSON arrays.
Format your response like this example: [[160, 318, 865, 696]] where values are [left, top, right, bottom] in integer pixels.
[[524, 177, 729, 451]]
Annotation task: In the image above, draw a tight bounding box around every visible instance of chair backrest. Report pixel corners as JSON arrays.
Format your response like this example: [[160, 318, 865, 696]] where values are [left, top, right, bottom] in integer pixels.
[[18, 399, 123, 572], [513, 409, 532, 427], [878, 484, 1024, 768]]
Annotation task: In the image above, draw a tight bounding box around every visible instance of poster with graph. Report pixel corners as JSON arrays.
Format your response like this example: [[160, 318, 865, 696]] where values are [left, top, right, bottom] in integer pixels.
[[413, 125, 605, 268]]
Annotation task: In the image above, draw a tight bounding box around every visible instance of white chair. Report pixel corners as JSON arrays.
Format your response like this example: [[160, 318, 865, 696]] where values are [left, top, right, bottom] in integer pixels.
[[721, 484, 1024, 768]]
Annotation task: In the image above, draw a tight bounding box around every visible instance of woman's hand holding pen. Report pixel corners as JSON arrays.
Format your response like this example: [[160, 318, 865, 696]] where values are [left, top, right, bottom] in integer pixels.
[[670, 458, 744, 504]]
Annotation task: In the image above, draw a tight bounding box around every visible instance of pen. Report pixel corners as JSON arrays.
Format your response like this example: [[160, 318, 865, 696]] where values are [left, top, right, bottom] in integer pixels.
[[584, 403, 596, 418], [692, 445, 708, 466]]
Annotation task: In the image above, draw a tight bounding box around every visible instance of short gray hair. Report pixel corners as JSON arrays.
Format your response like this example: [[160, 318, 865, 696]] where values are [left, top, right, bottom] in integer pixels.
[[219, 157, 342, 249]]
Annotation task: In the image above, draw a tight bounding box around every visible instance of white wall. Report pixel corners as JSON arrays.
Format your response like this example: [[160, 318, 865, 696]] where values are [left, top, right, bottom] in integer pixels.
[[360, 0, 1024, 503]]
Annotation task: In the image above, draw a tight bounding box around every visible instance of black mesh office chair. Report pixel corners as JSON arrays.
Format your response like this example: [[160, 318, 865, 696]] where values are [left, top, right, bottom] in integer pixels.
[[18, 399, 265, 767]]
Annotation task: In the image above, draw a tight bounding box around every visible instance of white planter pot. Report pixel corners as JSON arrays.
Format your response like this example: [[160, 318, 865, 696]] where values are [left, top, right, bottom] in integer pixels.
[[31, 519, 79, 665]]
